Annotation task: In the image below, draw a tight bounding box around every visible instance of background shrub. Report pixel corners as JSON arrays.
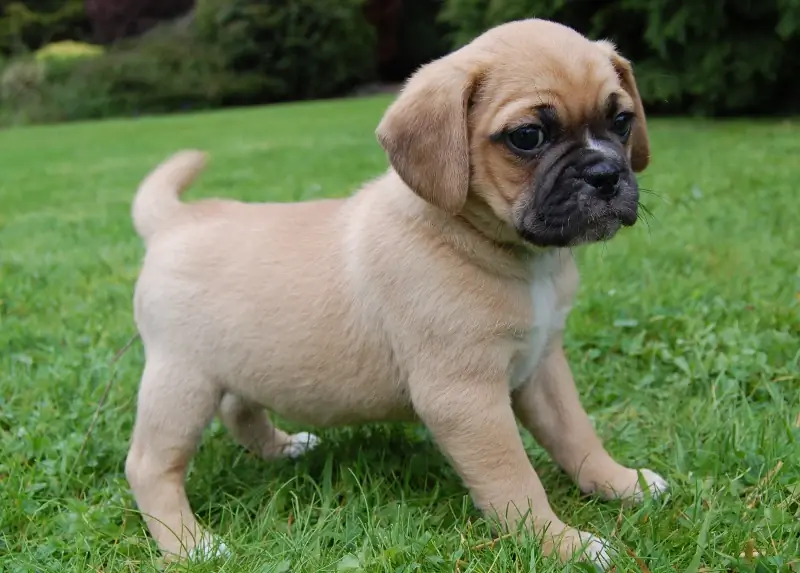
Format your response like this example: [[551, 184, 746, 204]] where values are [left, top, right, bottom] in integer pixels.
[[0, 0, 376, 124], [0, 0, 90, 55], [30, 26, 234, 122], [193, 0, 376, 105], [34, 39, 103, 62], [0, 57, 44, 123], [439, 0, 800, 116]]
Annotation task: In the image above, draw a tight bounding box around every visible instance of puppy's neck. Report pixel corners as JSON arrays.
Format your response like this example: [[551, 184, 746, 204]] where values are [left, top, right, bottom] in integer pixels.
[[457, 196, 528, 251], [384, 172, 557, 280], [456, 200, 561, 280]]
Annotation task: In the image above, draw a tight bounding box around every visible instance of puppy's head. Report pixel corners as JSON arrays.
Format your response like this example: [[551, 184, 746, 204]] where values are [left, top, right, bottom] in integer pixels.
[[377, 19, 650, 248]]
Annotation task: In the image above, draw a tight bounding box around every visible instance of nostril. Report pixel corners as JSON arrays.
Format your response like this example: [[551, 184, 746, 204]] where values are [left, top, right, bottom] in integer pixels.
[[582, 162, 621, 197]]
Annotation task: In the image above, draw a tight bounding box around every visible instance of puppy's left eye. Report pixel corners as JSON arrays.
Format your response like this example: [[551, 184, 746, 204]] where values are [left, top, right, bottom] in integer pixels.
[[611, 112, 634, 142], [505, 125, 547, 154]]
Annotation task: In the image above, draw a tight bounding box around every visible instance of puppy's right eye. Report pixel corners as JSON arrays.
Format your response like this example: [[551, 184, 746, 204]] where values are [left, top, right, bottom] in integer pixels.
[[505, 125, 547, 154]]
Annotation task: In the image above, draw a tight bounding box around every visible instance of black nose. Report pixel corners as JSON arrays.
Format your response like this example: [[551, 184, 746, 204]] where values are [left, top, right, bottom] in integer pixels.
[[582, 161, 621, 198]]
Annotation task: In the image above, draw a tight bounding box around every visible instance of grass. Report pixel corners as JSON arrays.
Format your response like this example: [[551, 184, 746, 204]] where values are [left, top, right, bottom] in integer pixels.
[[0, 97, 798, 573]]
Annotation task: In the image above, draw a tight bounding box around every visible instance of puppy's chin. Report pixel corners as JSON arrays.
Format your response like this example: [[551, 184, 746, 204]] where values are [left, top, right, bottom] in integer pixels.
[[515, 182, 639, 248]]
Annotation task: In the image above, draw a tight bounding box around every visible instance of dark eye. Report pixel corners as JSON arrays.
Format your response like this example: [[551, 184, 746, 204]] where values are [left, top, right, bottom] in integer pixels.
[[505, 125, 547, 153], [611, 112, 634, 141]]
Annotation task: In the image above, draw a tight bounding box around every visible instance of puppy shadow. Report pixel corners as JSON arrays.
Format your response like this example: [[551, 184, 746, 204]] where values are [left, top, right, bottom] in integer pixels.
[[189, 422, 480, 529], [187, 421, 585, 536]]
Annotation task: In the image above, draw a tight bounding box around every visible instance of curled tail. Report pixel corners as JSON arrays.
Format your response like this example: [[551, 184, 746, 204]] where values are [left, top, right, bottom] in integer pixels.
[[132, 150, 208, 243]]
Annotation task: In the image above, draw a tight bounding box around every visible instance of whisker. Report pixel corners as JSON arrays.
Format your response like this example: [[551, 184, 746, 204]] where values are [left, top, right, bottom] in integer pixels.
[[639, 201, 657, 222], [636, 202, 655, 236], [639, 187, 666, 201]]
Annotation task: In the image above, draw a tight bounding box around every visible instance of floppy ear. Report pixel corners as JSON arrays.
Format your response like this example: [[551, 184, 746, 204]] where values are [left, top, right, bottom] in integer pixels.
[[595, 40, 650, 172], [376, 52, 482, 213]]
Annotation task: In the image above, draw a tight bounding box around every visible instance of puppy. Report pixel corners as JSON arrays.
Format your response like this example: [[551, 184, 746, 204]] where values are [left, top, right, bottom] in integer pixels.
[[126, 18, 668, 568]]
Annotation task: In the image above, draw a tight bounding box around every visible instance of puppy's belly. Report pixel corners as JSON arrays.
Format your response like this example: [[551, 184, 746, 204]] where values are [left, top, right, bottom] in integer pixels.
[[260, 382, 416, 428], [225, 349, 415, 427], [135, 274, 413, 428], [176, 320, 412, 427]]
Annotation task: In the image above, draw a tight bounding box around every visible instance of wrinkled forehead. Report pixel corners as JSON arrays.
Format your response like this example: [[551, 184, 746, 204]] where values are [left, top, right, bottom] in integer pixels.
[[474, 49, 632, 133]]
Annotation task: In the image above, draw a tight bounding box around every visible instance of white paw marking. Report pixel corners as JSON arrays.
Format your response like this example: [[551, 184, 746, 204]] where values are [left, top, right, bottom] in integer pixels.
[[578, 533, 614, 570], [282, 431, 320, 459], [635, 468, 669, 501], [188, 535, 229, 561]]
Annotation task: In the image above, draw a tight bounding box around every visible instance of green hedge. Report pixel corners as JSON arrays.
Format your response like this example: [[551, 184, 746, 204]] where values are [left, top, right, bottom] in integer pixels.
[[194, 0, 376, 105], [440, 0, 800, 116], [0, 0, 90, 55], [1, 0, 376, 124]]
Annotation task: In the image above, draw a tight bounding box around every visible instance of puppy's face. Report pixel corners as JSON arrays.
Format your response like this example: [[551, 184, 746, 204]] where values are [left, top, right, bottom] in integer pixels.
[[377, 19, 650, 248]]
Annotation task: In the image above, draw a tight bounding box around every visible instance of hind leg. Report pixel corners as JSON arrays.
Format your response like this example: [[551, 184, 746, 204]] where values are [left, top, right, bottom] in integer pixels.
[[125, 358, 225, 560], [219, 393, 319, 460]]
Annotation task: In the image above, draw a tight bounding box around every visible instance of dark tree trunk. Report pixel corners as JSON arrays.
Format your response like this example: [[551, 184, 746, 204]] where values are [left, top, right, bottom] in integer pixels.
[[364, 0, 404, 73], [84, 0, 194, 44]]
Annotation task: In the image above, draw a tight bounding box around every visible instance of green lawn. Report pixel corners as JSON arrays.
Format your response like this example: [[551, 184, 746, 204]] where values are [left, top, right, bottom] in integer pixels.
[[1, 98, 798, 572]]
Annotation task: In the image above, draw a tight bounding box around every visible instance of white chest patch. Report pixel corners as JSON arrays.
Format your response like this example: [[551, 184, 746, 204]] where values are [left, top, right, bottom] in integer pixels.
[[509, 251, 571, 390]]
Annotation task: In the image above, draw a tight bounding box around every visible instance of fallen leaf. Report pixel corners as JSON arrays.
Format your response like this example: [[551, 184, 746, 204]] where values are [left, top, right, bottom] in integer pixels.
[[625, 547, 652, 573]]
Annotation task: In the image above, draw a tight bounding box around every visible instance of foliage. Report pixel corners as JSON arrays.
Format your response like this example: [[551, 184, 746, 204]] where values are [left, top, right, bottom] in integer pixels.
[[0, 59, 45, 111], [31, 26, 234, 123], [0, 0, 90, 56], [439, 0, 800, 115], [1, 101, 799, 570], [193, 0, 376, 104], [34, 39, 103, 62], [0, 0, 377, 124]]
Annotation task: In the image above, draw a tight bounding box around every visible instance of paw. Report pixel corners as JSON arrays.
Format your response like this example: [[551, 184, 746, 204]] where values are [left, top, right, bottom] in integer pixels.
[[551, 528, 615, 570], [612, 468, 668, 503], [590, 468, 669, 503], [576, 532, 614, 570], [634, 468, 669, 500], [281, 431, 320, 459], [188, 534, 229, 561]]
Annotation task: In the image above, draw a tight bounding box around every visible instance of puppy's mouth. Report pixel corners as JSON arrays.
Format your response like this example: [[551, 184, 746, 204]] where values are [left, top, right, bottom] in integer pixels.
[[515, 147, 639, 248]]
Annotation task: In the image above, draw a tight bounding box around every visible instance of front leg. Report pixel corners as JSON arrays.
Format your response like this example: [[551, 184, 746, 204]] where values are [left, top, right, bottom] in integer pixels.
[[410, 369, 613, 568], [513, 337, 668, 502]]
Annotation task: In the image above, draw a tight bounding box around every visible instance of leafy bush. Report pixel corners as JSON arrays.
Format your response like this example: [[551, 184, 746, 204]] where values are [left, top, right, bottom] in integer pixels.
[[34, 40, 103, 62], [1, 0, 377, 125], [440, 0, 800, 115], [1, 58, 44, 102], [0, 0, 90, 56], [193, 0, 377, 104], [37, 26, 236, 122], [0, 58, 46, 124]]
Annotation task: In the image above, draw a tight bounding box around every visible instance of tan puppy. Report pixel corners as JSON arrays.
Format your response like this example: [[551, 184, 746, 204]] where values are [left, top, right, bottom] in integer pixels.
[[126, 18, 668, 569]]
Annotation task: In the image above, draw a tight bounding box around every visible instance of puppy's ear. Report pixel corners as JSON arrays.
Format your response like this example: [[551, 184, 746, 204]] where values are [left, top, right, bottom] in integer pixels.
[[376, 52, 482, 213], [595, 40, 650, 172]]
